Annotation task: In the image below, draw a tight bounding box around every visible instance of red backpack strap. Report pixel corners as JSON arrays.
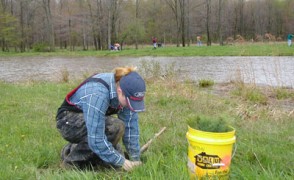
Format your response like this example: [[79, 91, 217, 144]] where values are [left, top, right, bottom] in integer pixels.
[[65, 78, 90, 105], [65, 76, 110, 105]]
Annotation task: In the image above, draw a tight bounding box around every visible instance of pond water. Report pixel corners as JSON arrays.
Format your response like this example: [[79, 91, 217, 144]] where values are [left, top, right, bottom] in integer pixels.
[[0, 56, 293, 87]]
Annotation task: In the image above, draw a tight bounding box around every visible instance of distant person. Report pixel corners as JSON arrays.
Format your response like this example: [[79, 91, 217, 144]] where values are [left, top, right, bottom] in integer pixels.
[[197, 35, 202, 46], [287, 34, 293, 47], [114, 43, 121, 51], [152, 37, 157, 49], [110, 45, 115, 50]]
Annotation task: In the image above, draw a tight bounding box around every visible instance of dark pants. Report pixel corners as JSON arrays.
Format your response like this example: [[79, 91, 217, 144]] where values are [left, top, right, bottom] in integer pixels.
[[56, 110, 125, 168]]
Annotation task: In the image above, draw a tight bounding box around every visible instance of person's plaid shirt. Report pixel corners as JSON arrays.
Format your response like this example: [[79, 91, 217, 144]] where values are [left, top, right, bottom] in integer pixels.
[[70, 73, 140, 166]]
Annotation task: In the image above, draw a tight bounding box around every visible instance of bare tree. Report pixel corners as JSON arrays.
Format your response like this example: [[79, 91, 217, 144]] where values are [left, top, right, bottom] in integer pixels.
[[218, 0, 223, 45], [78, 0, 87, 51], [165, 0, 180, 47], [107, 0, 112, 49], [106, 0, 120, 49], [135, 0, 139, 49], [1, 0, 294, 50], [95, 0, 103, 50], [233, 0, 244, 37], [87, 0, 99, 50], [42, 0, 55, 51], [206, 0, 211, 46], [93, 0, 104, 50], [186, 0, 191, 46], [179, 0, 185, 47], [19, 0, 25, 52], [56, 0, 67, 49]]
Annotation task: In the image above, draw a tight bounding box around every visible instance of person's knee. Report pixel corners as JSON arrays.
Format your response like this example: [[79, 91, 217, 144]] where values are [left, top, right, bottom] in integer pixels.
[[105, 116, 125, 145]]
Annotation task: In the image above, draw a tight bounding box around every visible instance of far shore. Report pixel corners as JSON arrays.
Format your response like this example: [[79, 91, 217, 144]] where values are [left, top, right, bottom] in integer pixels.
[[0, 42, 293, 57]]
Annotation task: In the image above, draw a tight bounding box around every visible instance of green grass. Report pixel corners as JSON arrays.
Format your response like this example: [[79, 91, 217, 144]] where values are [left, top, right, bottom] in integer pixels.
[[0, 42, 294, 57], [275, 88, 294, 100], [232, 85, 268, 105], [0, 77, 293, 179]]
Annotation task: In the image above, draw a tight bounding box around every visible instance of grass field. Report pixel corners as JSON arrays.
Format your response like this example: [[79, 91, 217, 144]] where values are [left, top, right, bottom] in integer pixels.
[[0, 67, 293, 179], [0, 44, 293, 179], [0, 42, 293, 57]]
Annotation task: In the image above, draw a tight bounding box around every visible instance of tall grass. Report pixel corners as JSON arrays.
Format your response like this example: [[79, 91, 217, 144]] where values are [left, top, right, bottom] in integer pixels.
[[0, 68, 293, 179]]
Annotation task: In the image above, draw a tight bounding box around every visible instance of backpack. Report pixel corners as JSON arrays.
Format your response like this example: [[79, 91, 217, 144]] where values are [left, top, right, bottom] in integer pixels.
[[56, 77, 119, 118]]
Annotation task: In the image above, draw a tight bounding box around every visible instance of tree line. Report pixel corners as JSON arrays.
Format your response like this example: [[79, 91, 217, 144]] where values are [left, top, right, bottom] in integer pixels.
[[0, 0, 293, 52]]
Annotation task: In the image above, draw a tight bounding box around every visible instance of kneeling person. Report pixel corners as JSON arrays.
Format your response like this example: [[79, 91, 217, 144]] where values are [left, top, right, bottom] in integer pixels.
[[56, 66, 146, 171]]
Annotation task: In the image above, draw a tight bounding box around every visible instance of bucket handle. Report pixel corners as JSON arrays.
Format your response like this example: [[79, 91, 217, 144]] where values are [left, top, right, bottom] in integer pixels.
[[211, 143, 238, 167], [231, 143, 237, 159]]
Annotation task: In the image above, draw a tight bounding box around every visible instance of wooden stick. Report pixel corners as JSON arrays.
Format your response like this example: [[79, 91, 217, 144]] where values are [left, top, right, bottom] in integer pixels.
[[253, 152, 266, 172], [140, 127, 167, 153]]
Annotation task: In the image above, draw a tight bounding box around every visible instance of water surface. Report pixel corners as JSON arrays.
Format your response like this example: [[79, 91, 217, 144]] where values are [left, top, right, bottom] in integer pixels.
[[0, 56, 293, 87]]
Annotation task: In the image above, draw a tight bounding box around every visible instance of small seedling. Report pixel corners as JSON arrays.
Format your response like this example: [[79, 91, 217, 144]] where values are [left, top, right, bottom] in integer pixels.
[[187, 115, 231, 132]]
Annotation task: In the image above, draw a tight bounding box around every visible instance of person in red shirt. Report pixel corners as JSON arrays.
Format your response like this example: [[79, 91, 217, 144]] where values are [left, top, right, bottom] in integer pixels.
[[152, 37, 157, 49]]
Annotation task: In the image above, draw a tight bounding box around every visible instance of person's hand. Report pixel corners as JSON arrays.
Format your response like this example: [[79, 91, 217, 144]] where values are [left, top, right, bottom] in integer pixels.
[[122, 159, 142, 171]]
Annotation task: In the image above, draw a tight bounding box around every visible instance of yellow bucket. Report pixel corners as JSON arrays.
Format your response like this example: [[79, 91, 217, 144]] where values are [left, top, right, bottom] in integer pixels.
[[186, 126, 236, 179]]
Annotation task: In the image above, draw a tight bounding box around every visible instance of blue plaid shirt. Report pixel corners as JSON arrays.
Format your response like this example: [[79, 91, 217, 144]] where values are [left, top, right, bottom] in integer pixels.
[[69, 73, 140, 166]]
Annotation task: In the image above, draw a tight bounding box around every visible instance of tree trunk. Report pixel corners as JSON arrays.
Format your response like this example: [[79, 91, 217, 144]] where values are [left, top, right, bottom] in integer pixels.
[[218, 0, 223, 46], [95, 0, 103, 50], [238, 0, 244, 36], [175, 0, 180, 47], [20, 1, 25, 52], [87, 0, 97, 50], [107, 0, 113, 50], [187, 0, 190, 46], [165, 0, 180, 47], [68, 19, 72, 51], [79, 0, 87, 51], [179, 0, 185, 47], [206, 0, 211, 46], [135, 0, 139, 49], [42, 0, 55, 51]]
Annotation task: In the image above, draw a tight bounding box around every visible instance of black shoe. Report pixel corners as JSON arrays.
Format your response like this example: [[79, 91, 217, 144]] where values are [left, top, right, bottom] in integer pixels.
[[60, 160, 76, 170], [60, 143, 80, 170], [61, 143, 71, 160]]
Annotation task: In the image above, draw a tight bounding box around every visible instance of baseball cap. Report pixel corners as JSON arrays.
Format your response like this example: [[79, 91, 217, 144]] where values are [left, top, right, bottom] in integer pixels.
[[119, 71, 146, 112]]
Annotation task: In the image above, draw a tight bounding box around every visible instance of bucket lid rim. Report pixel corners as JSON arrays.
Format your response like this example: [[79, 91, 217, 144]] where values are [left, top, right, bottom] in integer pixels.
[[187, 125, 236, 134]]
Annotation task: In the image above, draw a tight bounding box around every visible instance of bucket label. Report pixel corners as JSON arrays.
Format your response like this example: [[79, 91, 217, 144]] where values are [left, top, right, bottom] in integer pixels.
[[194, 152, 222, 169]]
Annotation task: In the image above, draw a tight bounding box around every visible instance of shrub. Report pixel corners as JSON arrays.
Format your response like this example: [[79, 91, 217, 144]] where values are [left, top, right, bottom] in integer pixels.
[[232, 85, 268, 104], [32, 42, 50, 52], [198, 79, 214, 88], [245, 88, 267, 104], [60, 68, 69, 83], [275, 88, 294, 100]]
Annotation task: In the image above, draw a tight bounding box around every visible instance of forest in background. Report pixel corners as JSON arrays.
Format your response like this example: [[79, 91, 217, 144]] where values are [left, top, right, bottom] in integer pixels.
[[0, 0, 294, 52]]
